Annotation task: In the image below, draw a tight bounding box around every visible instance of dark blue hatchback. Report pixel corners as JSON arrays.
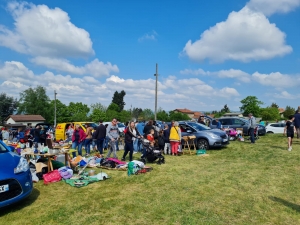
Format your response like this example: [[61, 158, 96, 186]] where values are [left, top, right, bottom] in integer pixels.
[[0, 140, 33, 208]]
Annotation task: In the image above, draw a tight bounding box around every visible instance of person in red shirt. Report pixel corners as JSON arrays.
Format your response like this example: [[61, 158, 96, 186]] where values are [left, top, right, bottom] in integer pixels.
[[147, 129, 155, 147]]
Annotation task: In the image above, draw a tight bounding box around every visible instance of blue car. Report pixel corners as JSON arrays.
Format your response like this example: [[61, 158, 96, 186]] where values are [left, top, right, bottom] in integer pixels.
[[0, 140, 33, 208]]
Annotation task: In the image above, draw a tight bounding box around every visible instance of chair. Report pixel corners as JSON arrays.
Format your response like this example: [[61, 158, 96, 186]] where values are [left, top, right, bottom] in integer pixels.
[[182, 135, 196, 155]]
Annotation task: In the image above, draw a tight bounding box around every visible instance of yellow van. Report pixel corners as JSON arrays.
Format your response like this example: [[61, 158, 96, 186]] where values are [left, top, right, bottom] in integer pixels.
[[55, 122, 98, 141]]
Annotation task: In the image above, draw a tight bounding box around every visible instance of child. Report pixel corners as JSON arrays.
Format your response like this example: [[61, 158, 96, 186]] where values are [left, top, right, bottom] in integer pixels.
[[157, 130, 165, 151], [284, 115, 296, 151], [147, 129, 155, 147]]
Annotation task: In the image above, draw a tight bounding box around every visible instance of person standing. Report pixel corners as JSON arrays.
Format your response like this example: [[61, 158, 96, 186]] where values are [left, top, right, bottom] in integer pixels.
[[248, 113, 256, 144], [122, 121, 141, 161], [106, 118, 119, 159], [169, 121, 181, 156], [94, 120, 106, 155], [66, 123, 74, 142], [284, 115, 296, 151], [216, 119, 222, 129], [84, 124, 93, 156], [136, 121, 144, 152], [294, 107, 300, 139], [163, 124, 170, 155], [71, 124, 86, 157]]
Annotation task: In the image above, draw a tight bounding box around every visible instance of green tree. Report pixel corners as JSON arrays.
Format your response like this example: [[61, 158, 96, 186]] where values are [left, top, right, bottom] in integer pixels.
[[18, 86, 51, 121], [112, 90, 126, 112], [240, 96, 263, 117], [118, 110, 131, 122], [132, 107, 143, 120], [107, 103, 120, 112], [169, 111, 190, 121], [106, 110, 119, 122], [221, 104, 230, 113], [90, 103, 107, 122], [48, 100, 70, 124], [157, 108, 169, 121], [0, 93, 18, 125], [260, 107, 280, 121], [283, 106, 295, 118], [141, 108, 154, 120], [67, 102, 89, 121], [270, 102, 279, 108]]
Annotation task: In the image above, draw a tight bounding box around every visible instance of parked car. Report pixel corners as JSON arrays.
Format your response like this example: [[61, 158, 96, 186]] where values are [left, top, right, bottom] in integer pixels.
[[0, 140, 33, 208], [103, 122, 126, 133], [210, 117, 266, 136], [265, 123, 285, 134], [168, 122, 229, 150]]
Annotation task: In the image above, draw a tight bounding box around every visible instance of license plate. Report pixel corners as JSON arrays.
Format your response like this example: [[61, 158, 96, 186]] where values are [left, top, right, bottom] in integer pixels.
[[223, 139, 227, 142], [0, 184, 9, 193]]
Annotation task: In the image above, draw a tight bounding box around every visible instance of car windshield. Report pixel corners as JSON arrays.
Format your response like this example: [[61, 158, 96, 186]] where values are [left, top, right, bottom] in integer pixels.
[[118, 123, 125, 128], [83, 123, 98, 129], [187, 122, 211, 131], [0, 142, 9, 153]]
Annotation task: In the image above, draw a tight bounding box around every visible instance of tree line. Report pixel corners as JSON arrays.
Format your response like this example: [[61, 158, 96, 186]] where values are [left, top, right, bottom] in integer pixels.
[[0, 86, 190, 125], [0, 87, 296, 125]]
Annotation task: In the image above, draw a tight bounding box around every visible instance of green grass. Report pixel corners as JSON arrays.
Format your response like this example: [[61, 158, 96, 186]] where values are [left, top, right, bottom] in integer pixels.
[[1, 134, 300, 225]]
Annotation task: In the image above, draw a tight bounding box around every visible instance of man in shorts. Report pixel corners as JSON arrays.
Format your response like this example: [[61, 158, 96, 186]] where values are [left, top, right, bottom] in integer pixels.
[[284, 115, 296, 151]]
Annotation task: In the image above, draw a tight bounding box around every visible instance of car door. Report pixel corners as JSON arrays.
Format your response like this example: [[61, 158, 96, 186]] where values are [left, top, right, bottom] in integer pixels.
[[219, 118, 232, 128], [231, 118, 247, 133], [179, 124, 196, 145]]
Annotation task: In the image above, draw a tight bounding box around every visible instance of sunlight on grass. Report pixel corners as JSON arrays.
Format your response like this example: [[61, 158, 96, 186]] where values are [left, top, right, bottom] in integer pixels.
[[1, 134, 300, 225]]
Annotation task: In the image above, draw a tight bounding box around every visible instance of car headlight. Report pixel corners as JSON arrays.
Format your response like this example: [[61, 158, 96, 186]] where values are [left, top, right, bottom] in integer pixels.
[[208, 133, 219, 139], [14, 157, 29, 174]]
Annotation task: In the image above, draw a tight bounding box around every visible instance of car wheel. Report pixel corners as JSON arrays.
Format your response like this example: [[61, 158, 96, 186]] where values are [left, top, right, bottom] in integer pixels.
[[197, 139, 209, 150]]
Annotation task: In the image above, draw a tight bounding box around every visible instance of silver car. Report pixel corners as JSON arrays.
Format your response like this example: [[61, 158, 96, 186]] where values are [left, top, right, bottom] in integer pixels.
[[178, 122, 229, 150]]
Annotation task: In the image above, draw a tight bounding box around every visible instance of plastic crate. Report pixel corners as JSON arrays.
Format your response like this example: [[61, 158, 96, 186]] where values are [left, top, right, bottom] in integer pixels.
[[196, 149, 206, 155]]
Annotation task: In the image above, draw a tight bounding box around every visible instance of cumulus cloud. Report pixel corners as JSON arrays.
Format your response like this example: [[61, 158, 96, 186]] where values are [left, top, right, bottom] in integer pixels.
[[180, 68, 251, 83], [31, 57, 119, 77], [252, 71, 300, 87], [247, 0, 300, 16], [138, 30, 158, 42], [0, 2, 94, 57], [182, 7, 292, 63]]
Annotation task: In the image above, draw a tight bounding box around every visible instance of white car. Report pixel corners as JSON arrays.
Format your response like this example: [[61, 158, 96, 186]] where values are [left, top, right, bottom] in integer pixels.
[[265, 123, 285, 134], [103, 122, 126, 133]]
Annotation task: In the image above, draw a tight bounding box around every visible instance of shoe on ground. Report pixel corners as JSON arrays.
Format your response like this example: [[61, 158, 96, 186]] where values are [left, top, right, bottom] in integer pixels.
[[121, 158, 125, 161], [133, 152, 138, 154], [288, 147, 291, 151]]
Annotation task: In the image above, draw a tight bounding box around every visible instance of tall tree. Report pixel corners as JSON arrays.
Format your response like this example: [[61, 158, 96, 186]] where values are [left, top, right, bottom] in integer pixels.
[[270, 102, 279, 108], [107, 103, 120, 112], [220, 104, 230, 113], [283, 106, 295, 118], [18, 86, 51, 121], [112, 90, 126, 112], [67, 102, 89, 121], [0, 93, 18, 124], [240, 96, 263, 117]]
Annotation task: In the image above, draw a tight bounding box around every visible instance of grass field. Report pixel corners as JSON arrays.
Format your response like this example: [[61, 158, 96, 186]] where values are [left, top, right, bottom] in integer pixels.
[[1, 134, 300, 225]]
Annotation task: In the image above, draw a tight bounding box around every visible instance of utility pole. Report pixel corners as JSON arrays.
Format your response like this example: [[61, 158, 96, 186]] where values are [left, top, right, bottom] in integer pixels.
[[54, 90, 57, 128], [154, 63, 158, 120]]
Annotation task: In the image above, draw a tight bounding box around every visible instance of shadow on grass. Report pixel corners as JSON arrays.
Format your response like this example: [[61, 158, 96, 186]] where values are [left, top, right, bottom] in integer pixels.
[[269, 196, 300, 212], [0, 187, 40, 216]]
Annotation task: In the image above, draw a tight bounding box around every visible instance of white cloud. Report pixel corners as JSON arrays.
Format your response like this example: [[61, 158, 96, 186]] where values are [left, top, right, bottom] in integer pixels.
[[31, 57, 119, 77], [216, 69, 251, 83], [182, 7, 292, 63], [180, 68, 208, 76], [273, 91, 300, 99], [252, 72, 300, 87], [138, 30, 158, 42], [0, 2, 94, 57], [247, 0, 300, 16]]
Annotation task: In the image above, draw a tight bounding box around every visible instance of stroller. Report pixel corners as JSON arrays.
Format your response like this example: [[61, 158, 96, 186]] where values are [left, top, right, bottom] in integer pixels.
[[140, 138, 165, 165]]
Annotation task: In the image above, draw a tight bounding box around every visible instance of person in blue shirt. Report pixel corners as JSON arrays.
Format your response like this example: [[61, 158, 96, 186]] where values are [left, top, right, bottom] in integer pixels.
[[135, 121, 145, 152], [216, 119, 222, 129]]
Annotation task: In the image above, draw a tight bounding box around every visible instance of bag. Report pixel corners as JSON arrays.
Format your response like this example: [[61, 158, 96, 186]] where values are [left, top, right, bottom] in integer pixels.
[[43, 170, 62, 184], [101, 159, 116, 168]]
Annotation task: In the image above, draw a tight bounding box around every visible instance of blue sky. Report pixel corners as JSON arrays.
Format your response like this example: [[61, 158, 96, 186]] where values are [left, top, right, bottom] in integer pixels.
[[0, 0, 299, 112]]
